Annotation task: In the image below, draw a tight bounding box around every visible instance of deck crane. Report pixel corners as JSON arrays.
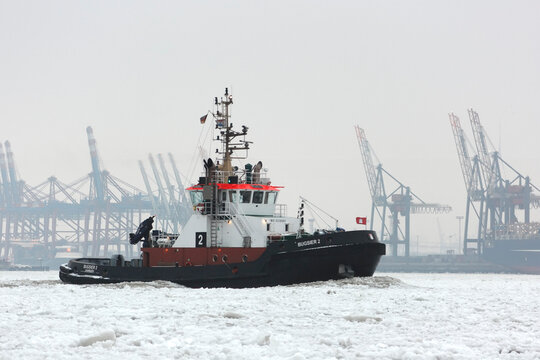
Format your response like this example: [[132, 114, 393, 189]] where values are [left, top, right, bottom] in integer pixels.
[[355, 126, 452, 256]]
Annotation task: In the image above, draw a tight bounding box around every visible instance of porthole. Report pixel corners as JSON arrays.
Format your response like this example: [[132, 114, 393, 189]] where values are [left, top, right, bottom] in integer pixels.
[[212, 254, 218, 262], [222, 255, 228, 262], [242, 254, 248, 263]]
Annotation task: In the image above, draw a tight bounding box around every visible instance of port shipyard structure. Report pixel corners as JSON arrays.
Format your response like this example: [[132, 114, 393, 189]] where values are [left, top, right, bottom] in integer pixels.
[[0, 127, 191, 266], [355, 110, 540, 273], [2, 109, 538, 271], [355, 126, 452, 257], [449, 110, 540, 270]]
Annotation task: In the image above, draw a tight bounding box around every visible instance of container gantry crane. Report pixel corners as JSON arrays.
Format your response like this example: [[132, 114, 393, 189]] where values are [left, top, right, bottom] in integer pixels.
[[0, 127, 154, 263], [355, 126, 452, 256], [450, 109, 540, 255], [138, 154, 192, 233], [449, 113, 486, 254]]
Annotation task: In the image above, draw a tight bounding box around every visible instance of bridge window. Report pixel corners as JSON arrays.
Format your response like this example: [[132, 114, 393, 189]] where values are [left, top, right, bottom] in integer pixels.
[[229, 191, 237, 203], [264, 192, 277, 204], [222, 191, 227, 202], [253, 191, 264, 204], [189, 191, 203, 205], [240, 191, 252, 203]]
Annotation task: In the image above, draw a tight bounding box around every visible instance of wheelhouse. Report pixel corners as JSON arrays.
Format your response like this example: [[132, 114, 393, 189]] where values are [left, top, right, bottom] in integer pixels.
[[186, 183, 282, 217]]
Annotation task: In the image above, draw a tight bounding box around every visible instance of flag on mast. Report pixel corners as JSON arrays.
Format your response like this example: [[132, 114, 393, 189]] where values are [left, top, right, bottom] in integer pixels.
[[356, 217, 367, 225], [200, 114, 208, 124]]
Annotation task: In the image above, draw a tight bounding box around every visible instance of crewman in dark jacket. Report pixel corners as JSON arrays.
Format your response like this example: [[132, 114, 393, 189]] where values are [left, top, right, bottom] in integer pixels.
[[129, 216, 155, 247]]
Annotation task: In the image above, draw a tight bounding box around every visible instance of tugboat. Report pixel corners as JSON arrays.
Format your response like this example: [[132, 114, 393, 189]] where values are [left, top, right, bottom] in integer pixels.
[[59, 89, 385, 288]]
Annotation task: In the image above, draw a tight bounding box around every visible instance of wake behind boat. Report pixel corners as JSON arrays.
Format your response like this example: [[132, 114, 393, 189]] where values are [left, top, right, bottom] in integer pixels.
[[59, 89, 385, 287]]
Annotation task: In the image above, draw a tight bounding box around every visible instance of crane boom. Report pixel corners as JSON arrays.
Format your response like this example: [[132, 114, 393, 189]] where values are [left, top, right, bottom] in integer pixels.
[[86, 127, 105, 201], [157, 154, 176, 206], [148, 154, 171, 218], [4, 141, 20, 204], [410, 203, 452, 214], [355, 126, 452, 257], [449, 113, 473, 193], [0, 143, 11, 205], [168, 153, 188, 204], [138, 160, 159, 213], [158, 153, 180, 231], [355, 126, 378, 200], [468, 109, 494, 190]]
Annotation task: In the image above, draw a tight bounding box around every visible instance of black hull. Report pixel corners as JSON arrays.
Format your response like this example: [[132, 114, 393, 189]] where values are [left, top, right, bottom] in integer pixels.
[[482, 239, 540, 274], [59, 231, 385, 288]]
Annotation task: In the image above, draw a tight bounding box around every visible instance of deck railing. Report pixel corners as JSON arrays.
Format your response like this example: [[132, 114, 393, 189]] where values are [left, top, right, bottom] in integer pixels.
[[199, 169, 271, 185]]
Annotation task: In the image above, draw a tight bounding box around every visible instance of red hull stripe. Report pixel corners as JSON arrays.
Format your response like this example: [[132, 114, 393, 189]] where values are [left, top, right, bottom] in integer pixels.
[[186, 184, 283, 191], [508, 266, 540, 275], [142, 247, 266, 267]]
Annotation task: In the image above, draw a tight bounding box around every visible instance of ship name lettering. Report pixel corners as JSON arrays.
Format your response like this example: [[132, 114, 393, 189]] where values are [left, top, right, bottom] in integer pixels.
[[297, 239, 321, 247], [83, 264, 97, 273]]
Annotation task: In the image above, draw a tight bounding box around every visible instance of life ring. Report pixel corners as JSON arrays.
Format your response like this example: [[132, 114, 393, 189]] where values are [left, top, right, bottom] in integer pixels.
[[185, 261, 192, 267], [195, 203, 205, 213]]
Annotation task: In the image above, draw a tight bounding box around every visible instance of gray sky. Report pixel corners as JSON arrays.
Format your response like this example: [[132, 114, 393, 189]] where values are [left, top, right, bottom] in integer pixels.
[[1, 0, 539, 253]]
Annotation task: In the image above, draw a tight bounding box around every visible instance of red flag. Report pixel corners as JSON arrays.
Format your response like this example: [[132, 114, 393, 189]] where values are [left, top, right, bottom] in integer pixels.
[[356, 217, 367, 225], [200, 114, 208, 124]]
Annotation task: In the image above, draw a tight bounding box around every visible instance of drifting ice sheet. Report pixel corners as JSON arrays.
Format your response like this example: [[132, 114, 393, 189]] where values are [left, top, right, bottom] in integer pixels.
[[0, 272, 539, 359]]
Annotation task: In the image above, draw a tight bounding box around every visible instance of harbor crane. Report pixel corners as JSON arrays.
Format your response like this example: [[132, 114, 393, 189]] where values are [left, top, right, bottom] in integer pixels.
[[449, 113, 486, 254], [449, 109, 540, 255], [355, 126, 452, 256], [0, 128, 153, 263], [138, 153, 192, 233]]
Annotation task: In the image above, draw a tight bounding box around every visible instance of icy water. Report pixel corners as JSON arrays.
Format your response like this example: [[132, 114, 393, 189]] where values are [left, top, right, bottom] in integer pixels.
[[0, 272, 539, 360]]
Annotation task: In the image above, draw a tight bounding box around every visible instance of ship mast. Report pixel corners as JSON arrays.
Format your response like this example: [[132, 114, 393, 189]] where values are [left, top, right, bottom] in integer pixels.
[[214, 88, 250, 174]]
